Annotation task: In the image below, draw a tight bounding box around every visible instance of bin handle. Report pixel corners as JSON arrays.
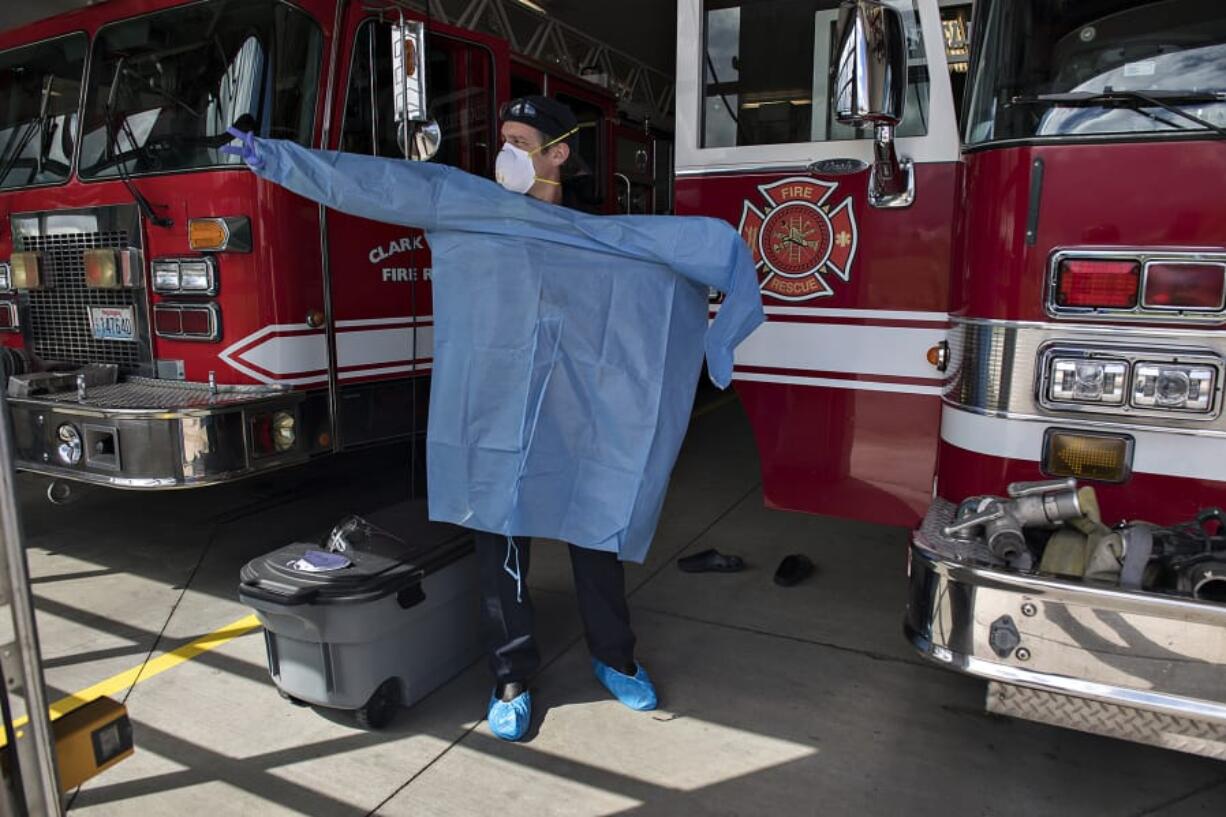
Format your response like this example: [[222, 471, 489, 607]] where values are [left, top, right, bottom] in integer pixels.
[[239, 581, 320, 606]]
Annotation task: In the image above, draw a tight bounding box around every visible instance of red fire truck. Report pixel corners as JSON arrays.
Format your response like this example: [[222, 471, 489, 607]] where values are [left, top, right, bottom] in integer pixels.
[[6, 0, 1224, 759], [0, 0, 670, 495], [677, 0, 1226, 756]]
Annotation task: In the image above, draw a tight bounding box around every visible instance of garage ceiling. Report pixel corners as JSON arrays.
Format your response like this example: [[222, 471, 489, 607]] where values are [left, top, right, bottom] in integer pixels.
[[541, 0, 676, 75], [0, 0, 677, 76]]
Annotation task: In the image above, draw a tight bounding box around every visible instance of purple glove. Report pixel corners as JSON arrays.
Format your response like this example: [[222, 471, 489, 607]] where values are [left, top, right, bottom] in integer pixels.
[[220, 126, 264, 169]]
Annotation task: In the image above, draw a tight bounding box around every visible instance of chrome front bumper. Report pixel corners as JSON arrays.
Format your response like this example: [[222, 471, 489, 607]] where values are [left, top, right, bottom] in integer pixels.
[[907, 499, 1226, 758], [6, 378, 309, 488]]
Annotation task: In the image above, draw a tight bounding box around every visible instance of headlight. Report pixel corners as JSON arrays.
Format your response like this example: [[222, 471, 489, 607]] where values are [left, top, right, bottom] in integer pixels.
[[1132, 364, 1215, 412], [56, 424, 82, 465], [152, 257, 217, 294], [1049, 357, 1128, 405], [10, 252, 44, 289], [84, 248, 119, 289], [179, 260, 214, 292], [153, 260, 181, 292], [0, 262, 11, 292]]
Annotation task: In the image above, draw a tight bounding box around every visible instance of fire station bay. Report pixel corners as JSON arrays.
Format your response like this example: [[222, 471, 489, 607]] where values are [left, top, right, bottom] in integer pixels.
[[2, 0, 1226, 815]]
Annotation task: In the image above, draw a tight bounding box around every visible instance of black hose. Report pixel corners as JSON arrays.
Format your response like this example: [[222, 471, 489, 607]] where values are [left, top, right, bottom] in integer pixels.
[[1194, 573, 1226, 603]]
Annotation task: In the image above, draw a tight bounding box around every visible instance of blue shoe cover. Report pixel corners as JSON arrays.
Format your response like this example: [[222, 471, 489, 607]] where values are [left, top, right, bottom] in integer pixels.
[[487, 690, 532, 741], [593, 659, 658, 711]]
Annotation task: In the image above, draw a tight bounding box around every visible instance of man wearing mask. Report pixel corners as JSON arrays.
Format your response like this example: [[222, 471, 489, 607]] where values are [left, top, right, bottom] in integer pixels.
[[482, 96, 657, 742], [222, 95, 762, 746], [495, 96, 594, 210]]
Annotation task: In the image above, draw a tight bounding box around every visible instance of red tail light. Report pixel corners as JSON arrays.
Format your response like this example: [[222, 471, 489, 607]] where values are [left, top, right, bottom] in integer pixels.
[[153, 304, 220, 341], [179, 308, 213, 336], [1143, 262, 1226, 310], [154, 306, 182, 336], [1056, 259, 1140, 309]]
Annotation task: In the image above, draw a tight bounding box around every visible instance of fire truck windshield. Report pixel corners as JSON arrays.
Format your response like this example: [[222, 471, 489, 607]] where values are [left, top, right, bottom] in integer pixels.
[[78, 0, 323, 180], [0, 33, 86, 191], [966, 0, 1226, 146]]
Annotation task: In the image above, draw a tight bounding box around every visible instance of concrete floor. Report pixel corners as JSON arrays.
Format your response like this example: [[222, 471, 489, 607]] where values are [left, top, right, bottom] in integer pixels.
[[11, 395, 1226, 816]]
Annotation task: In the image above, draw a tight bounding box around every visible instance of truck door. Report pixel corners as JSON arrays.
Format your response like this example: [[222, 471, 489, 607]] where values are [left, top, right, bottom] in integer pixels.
[[614, 124, 655, 214], [551, 85, 615, 214], [323, 11, 507, 447], [675, 0, 960, 526]]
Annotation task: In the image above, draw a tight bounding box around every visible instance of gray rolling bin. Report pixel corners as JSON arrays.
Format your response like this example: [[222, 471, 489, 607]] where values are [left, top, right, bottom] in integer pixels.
[[239, 512, 481, 729]]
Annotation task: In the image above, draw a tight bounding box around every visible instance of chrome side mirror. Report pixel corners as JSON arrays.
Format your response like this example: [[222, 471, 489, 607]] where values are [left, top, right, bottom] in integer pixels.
[[833, 0, 914, 208], [391, 18, 441, 162], [398, 119, 442, 162]]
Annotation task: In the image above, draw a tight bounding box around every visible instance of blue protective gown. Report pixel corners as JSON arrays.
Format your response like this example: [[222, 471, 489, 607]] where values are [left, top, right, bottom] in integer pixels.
[[241, 138, 763, 562]]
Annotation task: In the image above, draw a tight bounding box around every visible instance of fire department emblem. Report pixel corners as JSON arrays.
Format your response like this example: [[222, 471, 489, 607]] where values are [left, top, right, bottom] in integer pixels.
[[737, 177, 858, 301]]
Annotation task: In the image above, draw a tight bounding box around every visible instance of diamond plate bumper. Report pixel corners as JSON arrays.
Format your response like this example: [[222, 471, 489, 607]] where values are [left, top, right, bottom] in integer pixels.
[[987, 682, 1226, 760], [6, 378, 310, 488], [907, 499, 1226, 757]]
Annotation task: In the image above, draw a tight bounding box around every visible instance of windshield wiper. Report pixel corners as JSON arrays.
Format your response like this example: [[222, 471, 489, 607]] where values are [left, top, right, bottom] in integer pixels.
[[104, 56, 173, 228], [119, 62, 200, 120], [1012, 89, 1226, 139], [0, 74, 55, 186]]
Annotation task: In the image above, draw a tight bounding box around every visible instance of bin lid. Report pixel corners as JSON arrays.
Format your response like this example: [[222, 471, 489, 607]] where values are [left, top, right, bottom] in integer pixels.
[[239, 516, 470, 605]]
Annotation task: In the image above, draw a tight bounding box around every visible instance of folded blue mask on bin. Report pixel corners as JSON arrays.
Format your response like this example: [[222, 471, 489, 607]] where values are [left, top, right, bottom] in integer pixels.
[[227, 135, 763, 563], [289, 550, 353, 573]]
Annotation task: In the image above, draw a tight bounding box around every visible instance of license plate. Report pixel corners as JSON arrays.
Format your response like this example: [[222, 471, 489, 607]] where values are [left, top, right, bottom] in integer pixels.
[[89, 306, 136, 342]]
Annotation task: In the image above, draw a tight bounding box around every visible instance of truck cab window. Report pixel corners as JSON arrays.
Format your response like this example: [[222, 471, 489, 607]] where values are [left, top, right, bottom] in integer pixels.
[[0, 32, 86, 190], [79, 0, 322, 179], [702, 0, 929, 148], [555, 92, 605, 207], [965, 0, 1226, 145], [341, 21, 494, 173]]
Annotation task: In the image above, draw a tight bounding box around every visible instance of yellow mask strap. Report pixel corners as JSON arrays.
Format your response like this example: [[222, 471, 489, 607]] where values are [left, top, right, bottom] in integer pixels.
[[526, 126, 578, 189], [529, 126, 581, 156]]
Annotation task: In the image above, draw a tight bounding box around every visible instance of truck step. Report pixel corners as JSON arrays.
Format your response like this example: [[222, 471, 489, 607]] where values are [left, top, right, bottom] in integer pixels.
[[986, 682, 1226, 760]]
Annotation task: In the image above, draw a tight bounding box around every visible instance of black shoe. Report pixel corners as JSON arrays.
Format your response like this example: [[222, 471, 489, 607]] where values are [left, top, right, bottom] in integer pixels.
[[677, 548, 745, 573], [773, 554, 814, 587]]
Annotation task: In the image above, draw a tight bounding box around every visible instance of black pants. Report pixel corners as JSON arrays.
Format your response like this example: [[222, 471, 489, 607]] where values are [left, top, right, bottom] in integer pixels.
[[473, 531, 636, 684]]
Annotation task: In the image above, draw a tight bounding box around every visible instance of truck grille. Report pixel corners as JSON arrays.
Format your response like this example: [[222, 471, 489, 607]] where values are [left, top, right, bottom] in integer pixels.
[[16, 229, 152, 375]]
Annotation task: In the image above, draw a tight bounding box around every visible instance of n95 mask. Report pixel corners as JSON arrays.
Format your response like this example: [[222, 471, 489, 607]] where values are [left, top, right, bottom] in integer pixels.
[[495, 143, 536, 194]]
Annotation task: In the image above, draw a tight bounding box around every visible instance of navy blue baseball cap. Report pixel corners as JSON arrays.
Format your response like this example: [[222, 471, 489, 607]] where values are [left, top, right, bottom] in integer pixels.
[[500, 95, 579, 143]]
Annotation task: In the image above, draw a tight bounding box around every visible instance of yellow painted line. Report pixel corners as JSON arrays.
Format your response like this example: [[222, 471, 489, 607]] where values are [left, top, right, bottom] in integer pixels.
[[692, 391, 739, 419], [2, 614, 261, 747]]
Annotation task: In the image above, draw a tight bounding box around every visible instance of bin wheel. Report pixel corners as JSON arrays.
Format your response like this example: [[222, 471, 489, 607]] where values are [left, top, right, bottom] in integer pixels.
[[277, 689, 310, 708], [355, 679, 400, 730]]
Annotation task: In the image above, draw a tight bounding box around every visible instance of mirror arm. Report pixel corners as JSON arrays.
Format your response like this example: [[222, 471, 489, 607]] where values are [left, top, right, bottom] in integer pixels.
[[868, 123, 914, 208], [871, 124, 902, 190]]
